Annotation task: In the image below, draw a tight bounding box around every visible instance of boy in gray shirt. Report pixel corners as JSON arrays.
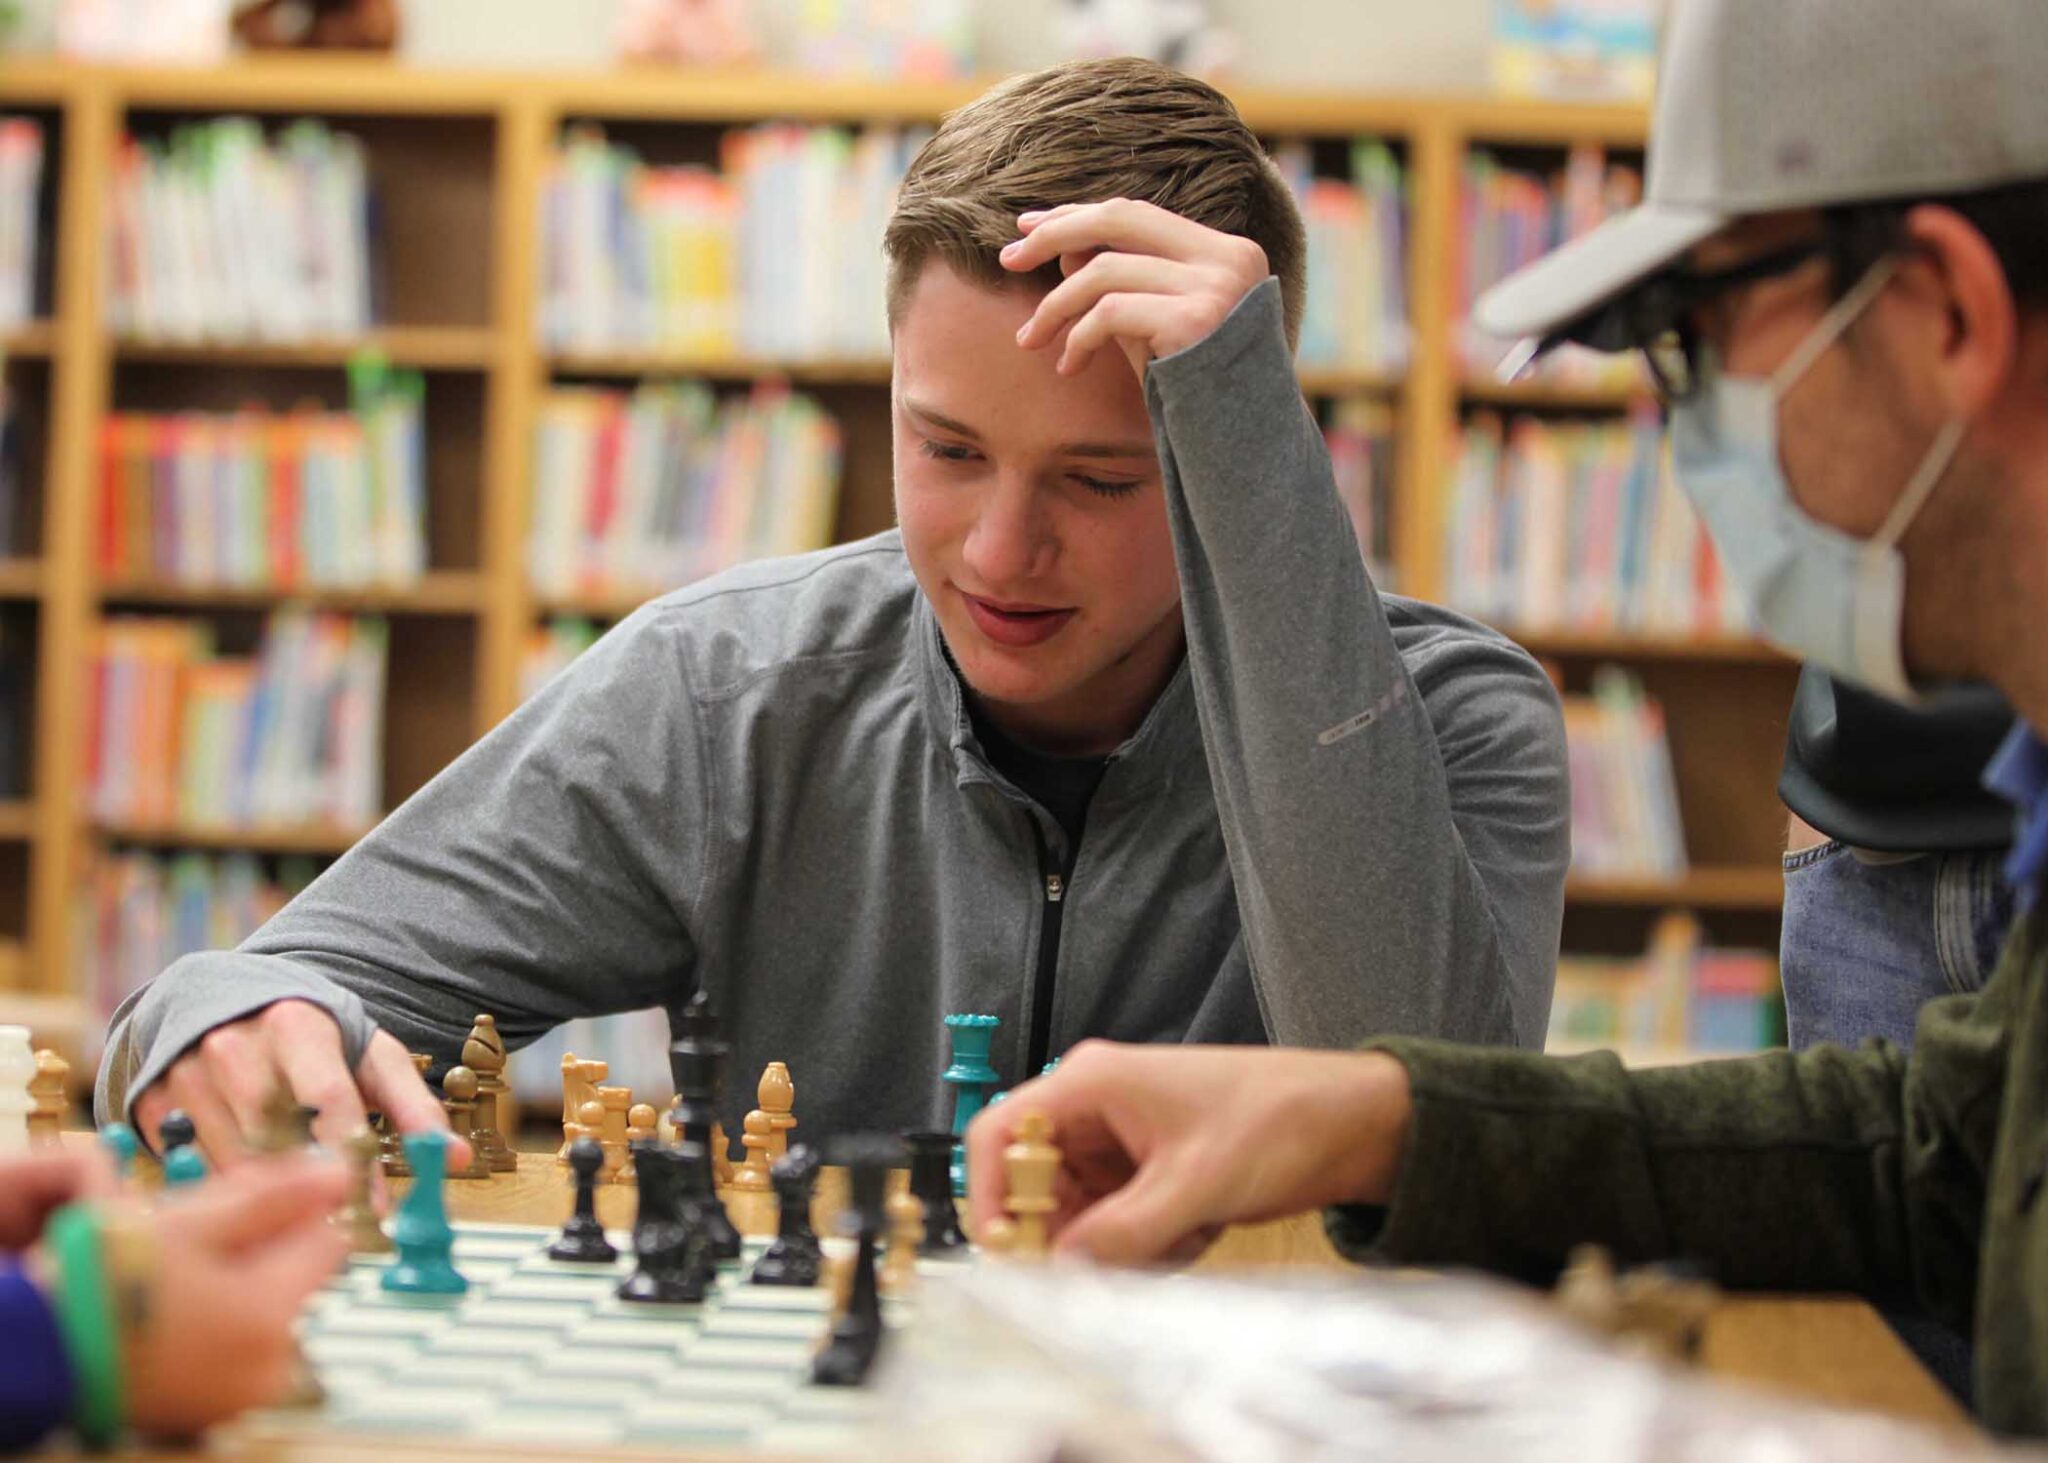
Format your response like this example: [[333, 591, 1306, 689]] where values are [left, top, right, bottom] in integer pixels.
[[101, 58, 1570, 1162]]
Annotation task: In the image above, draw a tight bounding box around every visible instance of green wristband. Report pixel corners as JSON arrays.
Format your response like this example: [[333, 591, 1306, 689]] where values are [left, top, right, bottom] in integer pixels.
[[46, 1204, 124, 1449]]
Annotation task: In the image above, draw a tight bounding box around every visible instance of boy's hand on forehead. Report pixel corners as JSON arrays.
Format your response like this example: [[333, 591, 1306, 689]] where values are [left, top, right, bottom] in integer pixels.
[[1002, 199, 1272, 380]]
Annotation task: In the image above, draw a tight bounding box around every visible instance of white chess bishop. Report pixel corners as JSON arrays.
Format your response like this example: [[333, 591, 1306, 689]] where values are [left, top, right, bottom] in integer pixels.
[[0, 1025, 35, 1153]]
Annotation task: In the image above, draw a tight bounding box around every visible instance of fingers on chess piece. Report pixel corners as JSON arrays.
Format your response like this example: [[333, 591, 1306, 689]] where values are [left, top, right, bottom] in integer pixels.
[[27, 1049, 69, 1147], [752, 1143, 823, 1288], [441, 1066, 494, 1180], [904, 1130, 968, 1255], [336, 1125, 390, 1254], [460, 1014, 518, 1174], [549, 1136, 620, 1264]]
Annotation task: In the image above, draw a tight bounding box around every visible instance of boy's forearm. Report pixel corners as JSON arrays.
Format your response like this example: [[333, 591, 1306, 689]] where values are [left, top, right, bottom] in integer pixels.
[[1145, 280, 1568, 1051]]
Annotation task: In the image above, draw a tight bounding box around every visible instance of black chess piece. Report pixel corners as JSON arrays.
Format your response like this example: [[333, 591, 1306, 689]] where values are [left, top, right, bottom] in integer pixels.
[[549, 1137, 619, 1264], [903, 1130, 969, 1255], [811, 1135, 895, 1387], [618, 1146, 712, 1305], [157, 1108, 197, 1156], [669, 1137, 725, 1296], [667, 996, 742, 1263], [753, 1144, 823, 1287]]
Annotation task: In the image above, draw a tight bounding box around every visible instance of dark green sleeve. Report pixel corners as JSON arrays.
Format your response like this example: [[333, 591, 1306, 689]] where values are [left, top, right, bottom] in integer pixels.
[[1325, 937, 2020, 1325]]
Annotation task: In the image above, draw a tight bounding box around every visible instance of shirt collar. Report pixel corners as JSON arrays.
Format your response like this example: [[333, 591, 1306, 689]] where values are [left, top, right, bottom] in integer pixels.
[[1984, 722, 2048, 909]]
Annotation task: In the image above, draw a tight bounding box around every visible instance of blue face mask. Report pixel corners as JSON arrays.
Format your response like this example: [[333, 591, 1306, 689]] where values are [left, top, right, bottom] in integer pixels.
[[1667, 257, 1965, 702]]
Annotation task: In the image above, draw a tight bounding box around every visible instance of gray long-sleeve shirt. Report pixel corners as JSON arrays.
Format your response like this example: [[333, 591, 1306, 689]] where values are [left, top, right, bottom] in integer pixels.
[[97, 280, 1571, 1140]]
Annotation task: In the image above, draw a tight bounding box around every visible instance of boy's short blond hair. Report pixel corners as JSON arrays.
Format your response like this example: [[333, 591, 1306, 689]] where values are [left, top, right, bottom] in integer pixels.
[[884, 57, 1309, 350]]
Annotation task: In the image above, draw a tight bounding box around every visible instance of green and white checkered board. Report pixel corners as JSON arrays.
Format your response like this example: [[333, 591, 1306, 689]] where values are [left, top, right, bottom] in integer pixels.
[[272, 1223, 917, 1454]]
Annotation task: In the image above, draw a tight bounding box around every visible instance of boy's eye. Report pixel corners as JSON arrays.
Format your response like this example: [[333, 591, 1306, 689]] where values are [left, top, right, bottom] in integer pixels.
[[919, 440, 978, 463], [1073, 475, 1142, 500]]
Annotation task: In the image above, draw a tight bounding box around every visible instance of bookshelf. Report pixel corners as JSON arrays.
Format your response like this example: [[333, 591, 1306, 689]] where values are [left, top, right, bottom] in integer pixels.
[[0, 58, 1795, 1053]]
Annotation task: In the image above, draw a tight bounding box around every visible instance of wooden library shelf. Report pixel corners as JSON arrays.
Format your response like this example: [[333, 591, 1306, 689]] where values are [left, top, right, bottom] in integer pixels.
[[0, 560, 43, 600], [549, 350, 893, 386], [0, 321, 56, 359], [97, 571, 486, 616], [1566, 866, 1784, 910], [1460, 377, 1651, 413], [1295, 365, 1403, 397], [0, 801, 35, 841], [1507, 626, 1789, 664], [112, 325, 497, 371], [91, 819, 377, 855]]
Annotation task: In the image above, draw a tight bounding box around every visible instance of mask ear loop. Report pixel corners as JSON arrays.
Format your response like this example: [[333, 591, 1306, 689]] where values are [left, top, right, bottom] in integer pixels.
[[1873, 416, 1966, 550], [1769, 254, 1901, 397]]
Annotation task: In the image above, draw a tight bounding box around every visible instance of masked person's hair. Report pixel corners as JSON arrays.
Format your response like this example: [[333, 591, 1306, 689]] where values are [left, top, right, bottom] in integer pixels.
[[1823, 175, 2048, 314], [882, 57, 1310, 351]]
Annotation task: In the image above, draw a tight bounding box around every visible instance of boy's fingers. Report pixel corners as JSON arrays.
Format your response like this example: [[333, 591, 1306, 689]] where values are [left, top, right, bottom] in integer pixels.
[[1054, 1163, 1203, 1267], [357, 1030, 471, 1169], [167, 1154, 348, 1248], [159, 1062, 250, 1171], [258, 1002, 373, 1150], [1003, 198, 1214, 272], [1058, 293, 1182, 375], [0, 1148, 117, 1246], [1018, 251, 1198, 348]]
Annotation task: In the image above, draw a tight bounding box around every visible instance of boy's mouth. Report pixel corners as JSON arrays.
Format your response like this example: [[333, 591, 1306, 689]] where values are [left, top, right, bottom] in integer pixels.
[[959, 591, 1076, 648]]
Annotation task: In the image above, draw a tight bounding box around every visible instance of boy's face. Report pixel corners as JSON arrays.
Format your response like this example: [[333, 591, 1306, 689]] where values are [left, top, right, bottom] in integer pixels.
[[892, 261, 1185, 755]]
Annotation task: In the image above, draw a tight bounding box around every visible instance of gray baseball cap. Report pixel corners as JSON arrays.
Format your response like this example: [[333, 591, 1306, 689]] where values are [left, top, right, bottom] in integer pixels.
[[1477, 0, 2048, 347]]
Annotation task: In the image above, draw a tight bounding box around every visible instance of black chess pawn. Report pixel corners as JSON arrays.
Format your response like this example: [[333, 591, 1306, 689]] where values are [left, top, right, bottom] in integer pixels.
[[667, 1019, 741, 1263], [903, 1131, 969, 1255], [812, 1135, 895, 1387], [549, 1137, 619, 1264], [157, 1108, 197, 1156], [618, 1145, 712, 1305], [753, 1144, 823, 1287]]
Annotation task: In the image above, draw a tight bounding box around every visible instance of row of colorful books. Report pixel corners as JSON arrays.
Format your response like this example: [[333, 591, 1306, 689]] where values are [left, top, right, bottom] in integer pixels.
[[1273, 141, 1411, 373], [0, 119, 42, 329], [1548, 912, 1785, 1057], [86, 611, 387, 831], [1562, 667, 1687, 879], [541, 124, 926, 360], [530, 381, 843, 601], [77, 849, 320, 1035], [1326, 397, 1399, 589], [109, 117, 375, 343], [96, 361, 426, 588], [1456, 145, 1647, 387], [1442, 411, 1749, 636]]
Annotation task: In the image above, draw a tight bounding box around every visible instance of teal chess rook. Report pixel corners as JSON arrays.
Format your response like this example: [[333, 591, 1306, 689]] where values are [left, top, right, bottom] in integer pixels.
[[943, 1013, 1000, 1197]]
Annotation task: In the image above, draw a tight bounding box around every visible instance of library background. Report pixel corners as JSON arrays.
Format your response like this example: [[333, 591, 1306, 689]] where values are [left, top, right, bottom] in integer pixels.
[[0, 0, 1788, 1107]]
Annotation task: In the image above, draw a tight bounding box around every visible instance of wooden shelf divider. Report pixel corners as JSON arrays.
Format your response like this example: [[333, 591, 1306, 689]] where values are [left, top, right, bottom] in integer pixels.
[[91, 819, 379, 856], [111, 324, 498, 371], [96, 571, 486, 616]]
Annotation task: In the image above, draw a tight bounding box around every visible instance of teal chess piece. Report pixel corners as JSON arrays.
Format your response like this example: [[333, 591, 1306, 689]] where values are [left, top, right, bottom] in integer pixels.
[[162, 1144, 207, 1188], [943, 1013, 1000, 1198], [382, 1130, 467, 1297], [98, 1122, 138, 1180]]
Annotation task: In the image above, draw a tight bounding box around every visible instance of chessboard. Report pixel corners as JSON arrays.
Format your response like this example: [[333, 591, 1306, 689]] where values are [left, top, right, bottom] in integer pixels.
[[245, 1220, 973, 1458]]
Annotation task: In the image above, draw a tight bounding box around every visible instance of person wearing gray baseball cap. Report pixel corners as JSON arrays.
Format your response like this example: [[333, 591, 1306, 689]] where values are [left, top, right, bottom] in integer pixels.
[[963, 0, 2048, 1433]]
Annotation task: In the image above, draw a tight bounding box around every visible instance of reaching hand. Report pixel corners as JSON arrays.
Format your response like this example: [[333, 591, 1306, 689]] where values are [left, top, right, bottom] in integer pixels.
[[123, 1154, 350, 1437], [965, 1040, 1415, 1266], [1000, 198, 1274, 380], [131, 999, 468, 1171]]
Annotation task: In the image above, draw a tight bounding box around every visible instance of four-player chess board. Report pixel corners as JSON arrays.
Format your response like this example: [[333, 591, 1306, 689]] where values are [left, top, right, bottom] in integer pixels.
[[251, 1222, 959, 1456]]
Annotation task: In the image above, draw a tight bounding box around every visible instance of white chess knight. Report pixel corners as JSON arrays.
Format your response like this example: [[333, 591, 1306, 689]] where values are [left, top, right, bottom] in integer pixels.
[[0, 1025, 34, 1152]]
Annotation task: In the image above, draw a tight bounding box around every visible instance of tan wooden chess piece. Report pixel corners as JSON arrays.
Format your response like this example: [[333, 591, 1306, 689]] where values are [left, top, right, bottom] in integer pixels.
[[1002, 1110, 1060, 1259], [558, 1053, 608, 1163], [442, 1066, 493, 1179], [598, 1086, 631, 1176], [711, 1122, 735, 1187], [26, 1049, 67, 1147], [381, 1053, 434, 1177], [733, 1109, 775, 1192], [334, 1126, 390, 1253], [577, 1099, 624, 1182], [621, 1103, 658, 1182], [759, 1061, 796, 1161], [461, 1014, 517, 1173], [883, 1185, 924, 1293]]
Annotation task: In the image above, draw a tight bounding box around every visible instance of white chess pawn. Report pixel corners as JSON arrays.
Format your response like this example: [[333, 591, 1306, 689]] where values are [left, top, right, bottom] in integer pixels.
[[0, 1026, 33, 1153]]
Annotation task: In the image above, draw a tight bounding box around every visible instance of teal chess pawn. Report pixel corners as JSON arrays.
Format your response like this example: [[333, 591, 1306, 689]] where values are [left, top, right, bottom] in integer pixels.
[[97, 1122, 138, 1180], [163, 1144, 208, 1188], [382, 1130, 467, 1297], [942, 1013, 1000, 1198]]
